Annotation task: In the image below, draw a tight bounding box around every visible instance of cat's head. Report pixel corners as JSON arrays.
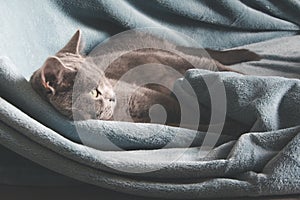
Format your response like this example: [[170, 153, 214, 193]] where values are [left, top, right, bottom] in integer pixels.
[[30, 30, 116, 120]]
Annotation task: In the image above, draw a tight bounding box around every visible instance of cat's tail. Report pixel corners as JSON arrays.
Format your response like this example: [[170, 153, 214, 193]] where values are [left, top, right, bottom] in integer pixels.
[[176, 46, 261, 65]]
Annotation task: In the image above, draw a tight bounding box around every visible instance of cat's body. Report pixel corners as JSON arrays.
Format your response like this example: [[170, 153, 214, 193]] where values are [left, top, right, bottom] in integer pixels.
[[30, 30, 260, 128]]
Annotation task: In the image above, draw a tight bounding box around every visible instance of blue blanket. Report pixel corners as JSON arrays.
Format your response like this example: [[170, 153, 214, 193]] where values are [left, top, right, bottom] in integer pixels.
[[0, 0, 299, 199]]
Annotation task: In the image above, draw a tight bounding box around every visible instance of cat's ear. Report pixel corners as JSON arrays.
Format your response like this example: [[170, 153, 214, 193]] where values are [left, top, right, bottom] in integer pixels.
[[41, 56, 76, 95], [57, 30, 83, 55]]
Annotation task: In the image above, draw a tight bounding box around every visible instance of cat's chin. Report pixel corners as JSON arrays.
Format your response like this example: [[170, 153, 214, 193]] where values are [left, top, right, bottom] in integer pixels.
[[95, 111, 114, 121]]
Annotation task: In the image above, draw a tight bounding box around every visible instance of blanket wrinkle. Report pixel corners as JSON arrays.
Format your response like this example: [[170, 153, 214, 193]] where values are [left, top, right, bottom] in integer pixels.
[[240, 0, 300, 26], [0, 0, 300, 199], [1, 66, 300, 198], [1, 42, 300, 198]]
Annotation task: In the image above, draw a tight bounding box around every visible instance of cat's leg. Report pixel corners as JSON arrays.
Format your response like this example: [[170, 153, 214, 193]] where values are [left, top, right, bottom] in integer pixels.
[[213, 60, 245, 74], [122, 86, 181, 124]]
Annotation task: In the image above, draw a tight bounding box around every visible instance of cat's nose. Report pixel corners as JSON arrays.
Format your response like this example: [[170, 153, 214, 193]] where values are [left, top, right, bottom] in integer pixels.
[[105, 93, 116, 102], [109, 97, 115, 102], [98, 85, 116, 103]]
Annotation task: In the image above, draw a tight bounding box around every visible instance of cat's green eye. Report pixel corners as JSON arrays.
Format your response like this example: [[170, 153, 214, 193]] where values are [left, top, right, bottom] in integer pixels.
[[90, 88, 101, 99], [90, 89, 98, 98]]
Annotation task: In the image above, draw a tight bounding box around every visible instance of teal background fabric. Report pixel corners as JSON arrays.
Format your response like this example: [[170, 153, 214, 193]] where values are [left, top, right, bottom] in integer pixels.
[[0, 0, 299, 199], [0, 0, 299, 79]]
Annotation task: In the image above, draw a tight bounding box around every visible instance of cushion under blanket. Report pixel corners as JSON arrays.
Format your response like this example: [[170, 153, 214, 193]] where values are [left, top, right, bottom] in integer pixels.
[[0, 0, 299, 199]]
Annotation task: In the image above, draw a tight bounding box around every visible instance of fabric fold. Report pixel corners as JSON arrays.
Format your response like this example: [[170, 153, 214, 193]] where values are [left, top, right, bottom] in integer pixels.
[[0, 0, 299, 199]]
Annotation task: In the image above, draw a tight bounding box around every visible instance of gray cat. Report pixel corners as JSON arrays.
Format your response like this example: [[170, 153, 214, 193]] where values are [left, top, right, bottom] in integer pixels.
[[30, 30, 260, 128]]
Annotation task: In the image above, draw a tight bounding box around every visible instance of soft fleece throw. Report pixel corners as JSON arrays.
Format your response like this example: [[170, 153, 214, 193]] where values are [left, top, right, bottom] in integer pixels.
[[0, 0, 299, 199]]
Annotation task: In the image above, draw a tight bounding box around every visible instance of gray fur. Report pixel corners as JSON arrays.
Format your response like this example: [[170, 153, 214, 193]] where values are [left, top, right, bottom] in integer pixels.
[[30, 30, 260, 127]]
